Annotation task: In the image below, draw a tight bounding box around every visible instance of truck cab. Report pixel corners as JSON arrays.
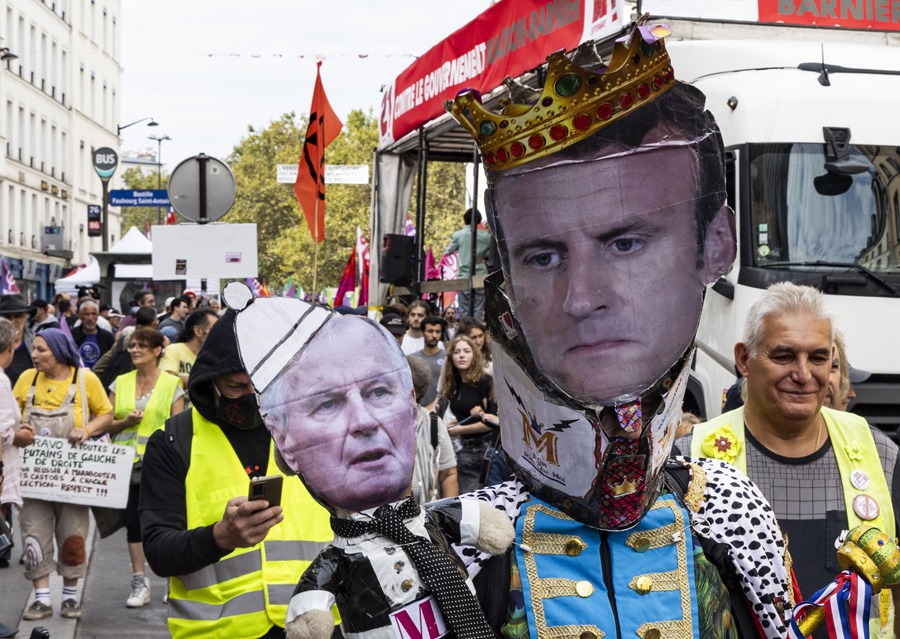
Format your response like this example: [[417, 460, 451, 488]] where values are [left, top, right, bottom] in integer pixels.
[[662, 30, 900, 435]]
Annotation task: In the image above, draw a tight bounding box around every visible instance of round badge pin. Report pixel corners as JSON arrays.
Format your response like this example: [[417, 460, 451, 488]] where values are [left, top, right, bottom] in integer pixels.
[[850, 469, 870, 491], [852, 494, 880, 521]]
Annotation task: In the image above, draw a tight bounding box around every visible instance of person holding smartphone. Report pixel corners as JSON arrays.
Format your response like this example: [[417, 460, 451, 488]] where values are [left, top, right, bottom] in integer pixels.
[[140, 307, 333, 639]]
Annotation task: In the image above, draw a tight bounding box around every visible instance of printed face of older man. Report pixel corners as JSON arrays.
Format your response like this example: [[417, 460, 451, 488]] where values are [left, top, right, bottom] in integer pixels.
[[492, 144, 736, 403], [264, 318, 416, 512]]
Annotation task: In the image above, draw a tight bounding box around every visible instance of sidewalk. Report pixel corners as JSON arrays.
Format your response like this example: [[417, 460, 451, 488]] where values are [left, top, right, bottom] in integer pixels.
[[0, 515, 169, 638]]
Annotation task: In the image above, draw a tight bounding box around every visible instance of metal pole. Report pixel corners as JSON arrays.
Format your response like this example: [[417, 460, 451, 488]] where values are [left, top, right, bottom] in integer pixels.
[[150, 134, 170, 225], [413, 128, 429, 298], [198, 154, 208, 295], [101, 180, 109, 252], [156, 138, 162, 225], [468, 144, 480, 318]]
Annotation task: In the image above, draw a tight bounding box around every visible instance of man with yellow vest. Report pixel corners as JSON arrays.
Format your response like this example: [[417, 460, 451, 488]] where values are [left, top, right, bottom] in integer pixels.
[[140, 307, 335, 639], [681, 282, 899, 639]]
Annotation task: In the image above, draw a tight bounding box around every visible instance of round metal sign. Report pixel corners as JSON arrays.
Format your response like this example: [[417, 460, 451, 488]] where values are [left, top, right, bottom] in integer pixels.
[[167, 154, 236, 223], [92, 147, 118, 182]]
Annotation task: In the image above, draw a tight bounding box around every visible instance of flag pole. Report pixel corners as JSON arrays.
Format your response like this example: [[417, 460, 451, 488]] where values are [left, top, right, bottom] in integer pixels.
[[312, 198, 320, 293]]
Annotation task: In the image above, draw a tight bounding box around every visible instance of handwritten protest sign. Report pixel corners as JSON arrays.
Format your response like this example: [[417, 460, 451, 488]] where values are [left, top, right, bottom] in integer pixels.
[[19, 436, 135, 508]]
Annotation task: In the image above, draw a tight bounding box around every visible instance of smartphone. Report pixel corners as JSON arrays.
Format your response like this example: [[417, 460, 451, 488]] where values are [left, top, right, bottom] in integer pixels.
[[248, 475, 283, 507]]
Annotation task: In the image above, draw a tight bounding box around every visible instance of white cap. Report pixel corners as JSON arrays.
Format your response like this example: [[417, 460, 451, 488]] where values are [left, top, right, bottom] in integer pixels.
[[222, 281, 332, 393]]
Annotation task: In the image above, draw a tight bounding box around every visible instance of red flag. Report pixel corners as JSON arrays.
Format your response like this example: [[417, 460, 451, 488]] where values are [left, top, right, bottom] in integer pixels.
[[294, 62, 343, 244], [334, 247, 357, 307], [425, 247, 440, 281]]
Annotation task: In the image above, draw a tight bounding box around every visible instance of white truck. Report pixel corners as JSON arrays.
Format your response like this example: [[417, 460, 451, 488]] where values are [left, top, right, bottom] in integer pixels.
[[640, 1, 900, 434]]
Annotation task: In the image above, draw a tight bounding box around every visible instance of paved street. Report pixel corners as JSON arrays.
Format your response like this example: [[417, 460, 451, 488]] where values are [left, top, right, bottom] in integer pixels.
[[0, 519, 169, 638]]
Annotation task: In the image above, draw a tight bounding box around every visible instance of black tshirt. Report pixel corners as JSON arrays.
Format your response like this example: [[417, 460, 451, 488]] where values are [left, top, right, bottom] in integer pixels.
[[449, 375, 497, 440]]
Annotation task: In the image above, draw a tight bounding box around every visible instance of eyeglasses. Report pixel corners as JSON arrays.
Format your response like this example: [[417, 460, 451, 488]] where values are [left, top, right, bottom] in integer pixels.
[[127, 343, 149, 351]]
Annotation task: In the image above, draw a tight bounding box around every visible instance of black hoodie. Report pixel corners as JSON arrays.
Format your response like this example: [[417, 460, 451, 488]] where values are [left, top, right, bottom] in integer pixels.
[[140, 308, 273, 578]]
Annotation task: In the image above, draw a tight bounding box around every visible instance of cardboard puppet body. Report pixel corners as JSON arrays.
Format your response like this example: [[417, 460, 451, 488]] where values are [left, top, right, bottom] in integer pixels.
[[226, 283, 512, 639]]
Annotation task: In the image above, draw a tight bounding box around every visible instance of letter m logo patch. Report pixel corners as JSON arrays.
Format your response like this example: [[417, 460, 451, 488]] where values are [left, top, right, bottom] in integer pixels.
[[389, 595, 449, 639], [520, 410, 560, 466]]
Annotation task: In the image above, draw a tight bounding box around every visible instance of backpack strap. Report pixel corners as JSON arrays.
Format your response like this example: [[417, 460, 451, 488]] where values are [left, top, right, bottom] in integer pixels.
[[163, 408, 195, 470], [429, 411, 439, 451]]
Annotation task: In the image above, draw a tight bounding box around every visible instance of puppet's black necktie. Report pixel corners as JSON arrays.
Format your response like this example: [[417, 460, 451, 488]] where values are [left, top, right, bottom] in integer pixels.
[[330, 499, 496, 639]]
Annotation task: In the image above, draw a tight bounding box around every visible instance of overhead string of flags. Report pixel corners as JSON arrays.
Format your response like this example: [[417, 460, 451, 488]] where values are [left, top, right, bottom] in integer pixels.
[[205, 52, 419, 59]]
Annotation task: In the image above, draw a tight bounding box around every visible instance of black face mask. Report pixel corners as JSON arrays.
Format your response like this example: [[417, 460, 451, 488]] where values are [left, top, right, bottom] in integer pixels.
[[216, 392, 263, 430]]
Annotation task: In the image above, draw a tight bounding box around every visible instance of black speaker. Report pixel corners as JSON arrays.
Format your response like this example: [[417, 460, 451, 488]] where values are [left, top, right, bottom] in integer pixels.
[[380, 234, 415, 285]]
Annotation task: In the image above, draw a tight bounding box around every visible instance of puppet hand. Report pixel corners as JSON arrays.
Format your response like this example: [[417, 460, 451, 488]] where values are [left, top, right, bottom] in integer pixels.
[[213, 496, 284, 552], [474, 501, 515, 555], [285, 609, 335, 639]]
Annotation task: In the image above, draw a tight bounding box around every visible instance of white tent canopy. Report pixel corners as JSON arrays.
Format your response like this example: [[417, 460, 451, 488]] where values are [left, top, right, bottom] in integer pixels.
[[54, 227, 220, 299], [54, 256, 101, 294], [110, 226, 153, 254]]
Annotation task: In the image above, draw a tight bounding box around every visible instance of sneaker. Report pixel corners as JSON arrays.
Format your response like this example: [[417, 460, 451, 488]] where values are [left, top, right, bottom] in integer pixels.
[[23, 600, 52, 620], [126, 575, 150, 608], [61, 598, 82, 619]]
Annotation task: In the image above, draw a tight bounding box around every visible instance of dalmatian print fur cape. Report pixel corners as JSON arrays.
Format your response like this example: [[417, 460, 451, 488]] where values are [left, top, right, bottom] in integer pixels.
[[458, 456, 790, 639]]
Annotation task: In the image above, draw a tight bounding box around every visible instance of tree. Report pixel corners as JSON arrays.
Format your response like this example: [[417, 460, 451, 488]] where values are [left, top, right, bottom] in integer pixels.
[[423, 161, 467, 260], [113, 107, 469, 302], [118, 166, 170, 235], [224, 109, 380, 292]]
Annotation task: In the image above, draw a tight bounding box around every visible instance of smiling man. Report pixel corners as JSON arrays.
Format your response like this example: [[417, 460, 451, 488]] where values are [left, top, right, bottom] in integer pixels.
[[686, 282, 900, 638]]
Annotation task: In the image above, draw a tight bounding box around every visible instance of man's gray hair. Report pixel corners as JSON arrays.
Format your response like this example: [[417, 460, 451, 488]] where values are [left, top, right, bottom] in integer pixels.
[[0, 317, 17, 351], [406, 355, 431, 405], [742, 282, 833, 357], [78, 299, 99, 313], [261, 316, 413, 427]]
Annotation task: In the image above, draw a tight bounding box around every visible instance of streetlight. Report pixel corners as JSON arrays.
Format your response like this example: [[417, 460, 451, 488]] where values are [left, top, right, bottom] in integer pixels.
[[117, 117, 158, 137], [149, 134, 171, 225]]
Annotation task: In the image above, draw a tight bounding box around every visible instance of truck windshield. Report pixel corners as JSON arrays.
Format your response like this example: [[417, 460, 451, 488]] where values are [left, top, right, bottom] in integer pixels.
[[748, 143, 900, 274]]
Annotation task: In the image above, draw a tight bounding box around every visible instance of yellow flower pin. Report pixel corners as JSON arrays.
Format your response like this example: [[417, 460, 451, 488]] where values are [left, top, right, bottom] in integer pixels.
[[845, 442, 863, 461], [702, 426, 742, 464]]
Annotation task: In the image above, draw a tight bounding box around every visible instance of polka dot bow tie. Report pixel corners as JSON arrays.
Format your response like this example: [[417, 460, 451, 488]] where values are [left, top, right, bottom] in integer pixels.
[[331, 499, 497, 639]]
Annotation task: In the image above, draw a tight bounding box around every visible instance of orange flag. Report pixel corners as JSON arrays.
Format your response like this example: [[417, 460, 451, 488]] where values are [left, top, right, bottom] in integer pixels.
[[294, 61, 343, 244]]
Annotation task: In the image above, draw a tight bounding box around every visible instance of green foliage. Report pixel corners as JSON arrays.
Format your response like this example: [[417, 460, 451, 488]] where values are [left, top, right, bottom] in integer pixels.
[[223, 110, 371, 291], [423, 161, 467, 257], [119, 166, 170, 235], [120, 108, 470, 293]]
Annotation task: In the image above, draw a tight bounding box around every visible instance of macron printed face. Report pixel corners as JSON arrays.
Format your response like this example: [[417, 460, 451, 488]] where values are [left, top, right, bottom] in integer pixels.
[[494, 144, 735, 403]]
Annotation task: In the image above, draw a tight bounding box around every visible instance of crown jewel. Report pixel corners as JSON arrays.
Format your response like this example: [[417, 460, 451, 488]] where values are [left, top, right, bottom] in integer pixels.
[[446, 21, 674, 171]]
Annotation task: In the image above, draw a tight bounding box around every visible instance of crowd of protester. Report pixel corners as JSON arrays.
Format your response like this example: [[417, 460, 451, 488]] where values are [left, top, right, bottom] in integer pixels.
[[0, 283, 891, 637]]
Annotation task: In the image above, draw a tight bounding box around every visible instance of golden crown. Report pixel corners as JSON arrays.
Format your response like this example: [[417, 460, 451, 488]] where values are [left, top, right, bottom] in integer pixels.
[[445, 22, 674, 171], [611, 476, 639, 498]]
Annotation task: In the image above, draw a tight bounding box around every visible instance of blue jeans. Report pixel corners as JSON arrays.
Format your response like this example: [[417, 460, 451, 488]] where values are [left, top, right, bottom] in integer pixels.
[[486, 446, 513, 485]]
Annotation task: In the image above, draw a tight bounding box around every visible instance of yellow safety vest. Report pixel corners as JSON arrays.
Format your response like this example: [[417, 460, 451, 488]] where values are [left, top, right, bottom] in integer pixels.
[[693, 406, 895, 635], [168, 409, 333, 639], [112, 371, 181, 462]]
